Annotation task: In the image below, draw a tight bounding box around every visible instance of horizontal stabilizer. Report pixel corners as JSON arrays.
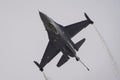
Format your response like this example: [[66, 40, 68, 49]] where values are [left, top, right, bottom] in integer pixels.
[[75, 38, 86, 51], [84, 13, 94, 24], [57, 55, 69, 67]]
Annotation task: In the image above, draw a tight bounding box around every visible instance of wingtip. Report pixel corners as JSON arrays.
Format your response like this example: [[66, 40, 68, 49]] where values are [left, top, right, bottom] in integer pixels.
[[84, 12, 94, 24], [33, 61, 44, 72], [40, 67, 44, 72]]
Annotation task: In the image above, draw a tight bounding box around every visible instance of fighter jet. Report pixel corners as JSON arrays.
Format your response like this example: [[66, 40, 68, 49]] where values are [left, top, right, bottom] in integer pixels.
[[34, 11, 93, 72]]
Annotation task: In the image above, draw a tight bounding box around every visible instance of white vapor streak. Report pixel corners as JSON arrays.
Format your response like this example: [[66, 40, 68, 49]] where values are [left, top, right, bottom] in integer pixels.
[[43, 71, 48, 80], [93, 24, 120, 80]]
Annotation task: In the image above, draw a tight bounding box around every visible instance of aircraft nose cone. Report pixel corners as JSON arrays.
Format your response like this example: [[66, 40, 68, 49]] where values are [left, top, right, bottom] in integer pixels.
[[39, 11, 45, 19], [39, 11, 49, 23], [39, 11, 44, 17]]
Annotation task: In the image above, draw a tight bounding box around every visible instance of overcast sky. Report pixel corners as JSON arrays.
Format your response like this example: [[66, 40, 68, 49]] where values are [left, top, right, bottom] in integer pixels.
[[0, 0, 120, 80]]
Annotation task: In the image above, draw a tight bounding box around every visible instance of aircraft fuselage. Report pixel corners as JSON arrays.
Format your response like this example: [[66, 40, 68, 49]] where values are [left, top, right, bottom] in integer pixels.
[[48, 21, 76, 58], [40, 12, 77, 58], [34, 11, 94, 71]]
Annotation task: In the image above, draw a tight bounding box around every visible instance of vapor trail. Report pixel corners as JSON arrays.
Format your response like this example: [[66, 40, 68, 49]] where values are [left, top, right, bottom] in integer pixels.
[[43, 71, 48, 80], [93, 24, 120, 80]]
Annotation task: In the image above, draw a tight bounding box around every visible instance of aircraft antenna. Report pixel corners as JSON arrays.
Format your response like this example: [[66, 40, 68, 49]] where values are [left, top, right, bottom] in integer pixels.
[[93, 24, 120, 80], [79, 59, 90, 71]]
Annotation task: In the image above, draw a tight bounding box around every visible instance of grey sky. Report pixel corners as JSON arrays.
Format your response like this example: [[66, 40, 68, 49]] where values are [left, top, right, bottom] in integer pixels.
[[0, 0, 120, 80]]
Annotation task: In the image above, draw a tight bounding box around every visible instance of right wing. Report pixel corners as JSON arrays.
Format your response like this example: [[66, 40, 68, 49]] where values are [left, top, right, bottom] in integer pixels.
[[65, 20, 89, 38], [65, 13, 93, 38], [39, 41, 60, 68]]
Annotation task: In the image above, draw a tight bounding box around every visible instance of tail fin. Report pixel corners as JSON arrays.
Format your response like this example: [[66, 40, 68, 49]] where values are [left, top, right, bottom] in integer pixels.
[[75, 38, 86, 51], [84, 13, 94, 24], [34, 61, 43, 72]]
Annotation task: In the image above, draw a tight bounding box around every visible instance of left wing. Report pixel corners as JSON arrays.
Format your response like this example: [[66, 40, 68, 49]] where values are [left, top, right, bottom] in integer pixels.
[[39, 41, 60, 69], [65, 13, 93, 38]]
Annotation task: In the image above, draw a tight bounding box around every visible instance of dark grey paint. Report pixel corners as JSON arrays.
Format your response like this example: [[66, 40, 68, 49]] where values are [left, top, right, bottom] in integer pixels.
[[34, 11, 93, 72]]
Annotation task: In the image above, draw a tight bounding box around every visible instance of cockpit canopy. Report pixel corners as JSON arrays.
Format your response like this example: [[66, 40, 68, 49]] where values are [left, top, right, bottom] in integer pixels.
[[48, 22, 58, 34]]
